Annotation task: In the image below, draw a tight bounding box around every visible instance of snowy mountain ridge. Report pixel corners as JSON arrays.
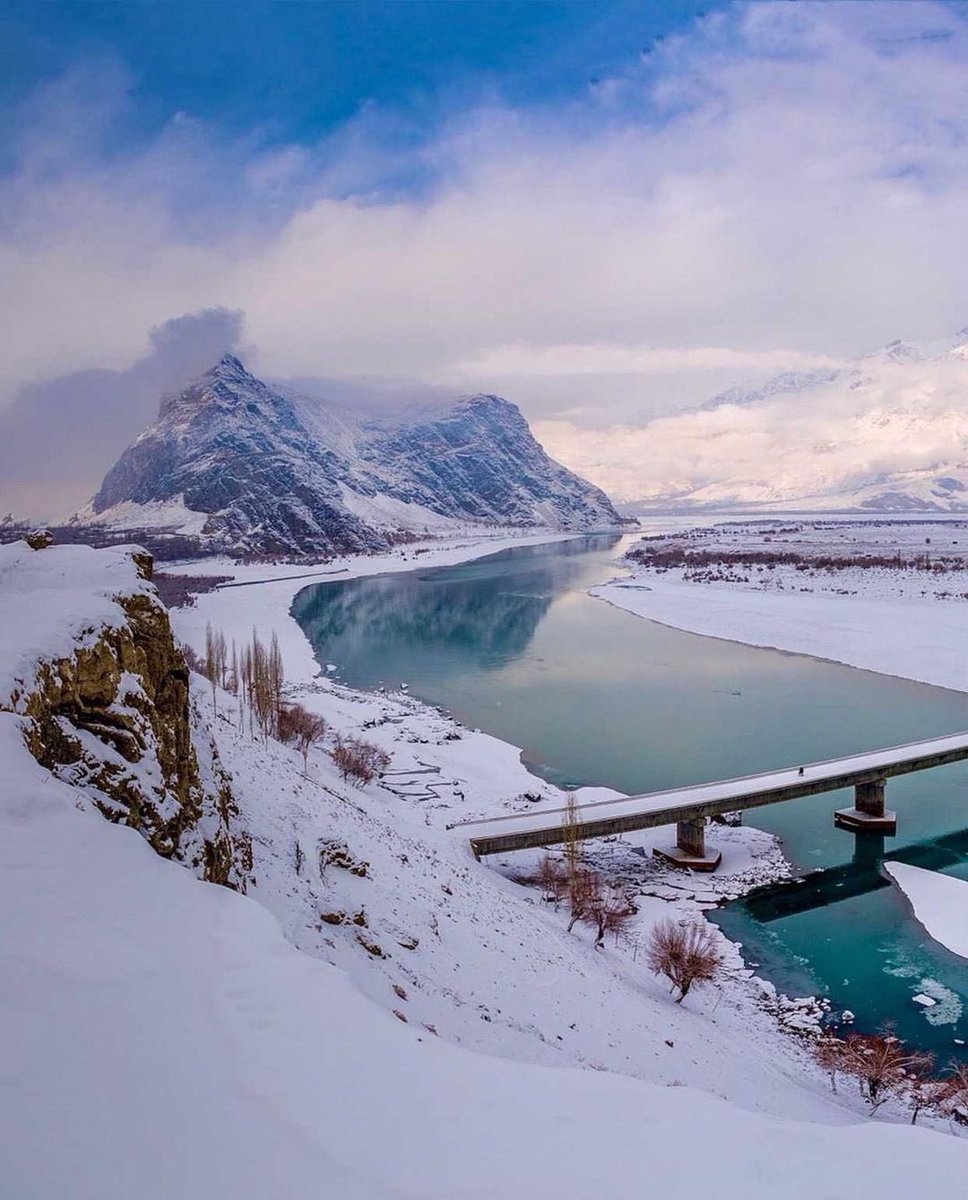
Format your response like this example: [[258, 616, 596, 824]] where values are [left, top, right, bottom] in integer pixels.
[[626, 328, 968, 513], [82, 355, 622, 556]]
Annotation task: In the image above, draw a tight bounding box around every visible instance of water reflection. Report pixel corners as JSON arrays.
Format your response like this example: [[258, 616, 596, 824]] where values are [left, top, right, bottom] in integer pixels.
[[292, 534, 623, 676]]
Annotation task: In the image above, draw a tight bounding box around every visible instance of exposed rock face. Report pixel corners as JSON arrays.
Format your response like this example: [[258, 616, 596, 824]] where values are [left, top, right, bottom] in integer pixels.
[[86, 355, 621, 557], [2, 542, 250, 887]]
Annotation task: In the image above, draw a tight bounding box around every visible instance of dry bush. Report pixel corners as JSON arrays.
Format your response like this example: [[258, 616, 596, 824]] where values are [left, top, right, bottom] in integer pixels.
[[330, 737, 391, 786], [278, 702, 329, 774], [645, 917, 723, 1004]]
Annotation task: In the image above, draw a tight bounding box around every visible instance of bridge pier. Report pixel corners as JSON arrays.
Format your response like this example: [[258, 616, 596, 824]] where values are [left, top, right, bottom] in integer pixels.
[[653, 816, 722, 872], [834, 777, 897, 834]]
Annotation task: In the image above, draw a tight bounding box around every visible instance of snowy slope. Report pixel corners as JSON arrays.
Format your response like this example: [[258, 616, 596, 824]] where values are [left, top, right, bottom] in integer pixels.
[[8, 733, 968, 1200], [6, 539, 968, 1197], [81, 355, 621, 556]]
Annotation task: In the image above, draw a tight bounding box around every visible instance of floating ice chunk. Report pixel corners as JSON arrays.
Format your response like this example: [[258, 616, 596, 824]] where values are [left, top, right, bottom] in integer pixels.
[[883, 861, 968, 960]]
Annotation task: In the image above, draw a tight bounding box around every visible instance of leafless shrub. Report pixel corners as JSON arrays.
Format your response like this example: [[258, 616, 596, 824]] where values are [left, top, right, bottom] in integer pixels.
[[181, 641, 205, 675], [278, 702, 328, 774], [330, 737, 391, 786], [645, 917, 723, 1004]]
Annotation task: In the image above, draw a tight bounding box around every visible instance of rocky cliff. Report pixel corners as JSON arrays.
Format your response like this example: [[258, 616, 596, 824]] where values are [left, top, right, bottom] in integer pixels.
[[0, 539, 250, 887], [83, 355, 621, 557]]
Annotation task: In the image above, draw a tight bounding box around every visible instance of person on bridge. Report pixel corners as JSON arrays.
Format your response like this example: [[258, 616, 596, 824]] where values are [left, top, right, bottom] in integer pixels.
[[798, 766, 805, 776]]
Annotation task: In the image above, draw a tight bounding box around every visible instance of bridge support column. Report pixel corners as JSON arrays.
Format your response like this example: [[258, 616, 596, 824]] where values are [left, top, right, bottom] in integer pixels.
[[834, 777, 897, 834], [653, 816, 722, 872]]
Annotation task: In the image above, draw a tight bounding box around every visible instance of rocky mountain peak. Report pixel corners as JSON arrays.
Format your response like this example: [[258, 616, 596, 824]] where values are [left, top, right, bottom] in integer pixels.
[[85, 358, 622, 557]]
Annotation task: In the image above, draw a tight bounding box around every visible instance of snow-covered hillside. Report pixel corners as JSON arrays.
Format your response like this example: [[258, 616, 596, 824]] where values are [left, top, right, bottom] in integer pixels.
[[606, 329, 968, 512], [80, 355, 621, 556], [6, 534, 968, 1197]]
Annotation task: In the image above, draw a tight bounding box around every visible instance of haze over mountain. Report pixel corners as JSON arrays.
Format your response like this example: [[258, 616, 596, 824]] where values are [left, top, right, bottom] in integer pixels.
[[80, 355, 621, 556], [539, 328, 968, 514]]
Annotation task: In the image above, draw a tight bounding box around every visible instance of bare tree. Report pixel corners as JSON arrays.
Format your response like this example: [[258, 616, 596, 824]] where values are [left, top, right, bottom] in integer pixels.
[[816, 1036, 847, 1094], [645, 918, 723, 1004], [940, 1061, 968, 1129], [827, 1029, 934, 1113], [566, 866, 602, 933], [204, 623, 227, 711], [279, 702, 328, 774], [582, 885, 636, 948], [562, 789, 583, 883], [246, 628, 285, 743], [330, 737, 391, 786], [536, 854, 569, 908], [907, 1066, 945, 1126]]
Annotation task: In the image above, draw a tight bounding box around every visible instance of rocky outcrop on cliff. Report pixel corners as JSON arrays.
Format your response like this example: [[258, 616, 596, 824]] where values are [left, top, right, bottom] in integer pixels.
[[81, 354, 621, 557], [0, 539, 250, 887]]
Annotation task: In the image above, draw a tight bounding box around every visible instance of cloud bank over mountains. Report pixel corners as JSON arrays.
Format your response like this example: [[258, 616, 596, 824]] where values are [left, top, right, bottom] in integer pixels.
[[537, 332, 968, 507], [2, 2, 968, 508]]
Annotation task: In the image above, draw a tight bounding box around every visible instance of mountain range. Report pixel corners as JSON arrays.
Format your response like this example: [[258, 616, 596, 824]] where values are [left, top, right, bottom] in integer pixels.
[[80, 355, 621, 556], [615, 329, 968, 514]]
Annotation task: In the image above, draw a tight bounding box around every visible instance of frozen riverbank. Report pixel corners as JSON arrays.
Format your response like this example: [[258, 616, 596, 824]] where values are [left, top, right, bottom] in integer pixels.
[[593, 518, 968, 694]]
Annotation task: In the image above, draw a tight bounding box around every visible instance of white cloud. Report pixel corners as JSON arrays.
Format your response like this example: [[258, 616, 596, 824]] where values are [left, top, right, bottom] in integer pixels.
[[445, 343, 845, 378], [2, 1, 968, 501]]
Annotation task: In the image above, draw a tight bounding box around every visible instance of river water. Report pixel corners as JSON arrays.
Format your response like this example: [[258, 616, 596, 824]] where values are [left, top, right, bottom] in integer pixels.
[[292, 533, 968, 1055]]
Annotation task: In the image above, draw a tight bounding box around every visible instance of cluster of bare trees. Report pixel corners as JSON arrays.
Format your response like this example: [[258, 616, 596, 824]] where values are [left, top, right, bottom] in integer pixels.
[[532, 792, 723, 1000], [199, 624, 284, 741], [536, 853, 636, 948], [191, 623, 390, 786], [532, 795, 636, 949], [816, 1030, 968, 1126], [629, 545, 960, 575]]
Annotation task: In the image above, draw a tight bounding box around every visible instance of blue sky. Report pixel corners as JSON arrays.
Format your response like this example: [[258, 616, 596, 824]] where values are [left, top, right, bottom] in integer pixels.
[[2, 1, 722, 158], [2, 1, 968, 516]]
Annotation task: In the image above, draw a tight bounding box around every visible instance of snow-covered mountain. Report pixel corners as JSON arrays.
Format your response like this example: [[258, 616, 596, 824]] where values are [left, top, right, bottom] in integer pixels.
[[619, 329, 968, 513], [81, 355, 621, 556]]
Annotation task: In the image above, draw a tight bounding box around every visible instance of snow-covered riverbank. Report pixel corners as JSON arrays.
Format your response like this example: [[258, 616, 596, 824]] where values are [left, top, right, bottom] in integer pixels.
[[7, 533, 968, 1197], [594, 518, 968, 694]]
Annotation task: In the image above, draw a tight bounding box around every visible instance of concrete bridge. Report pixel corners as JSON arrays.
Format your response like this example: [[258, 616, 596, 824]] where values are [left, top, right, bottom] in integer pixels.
[[456, 731, 968, 870]]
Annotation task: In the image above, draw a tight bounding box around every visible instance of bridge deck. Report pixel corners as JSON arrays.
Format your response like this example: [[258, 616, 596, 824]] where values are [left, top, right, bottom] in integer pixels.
[[457, 731, 968, 857]]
